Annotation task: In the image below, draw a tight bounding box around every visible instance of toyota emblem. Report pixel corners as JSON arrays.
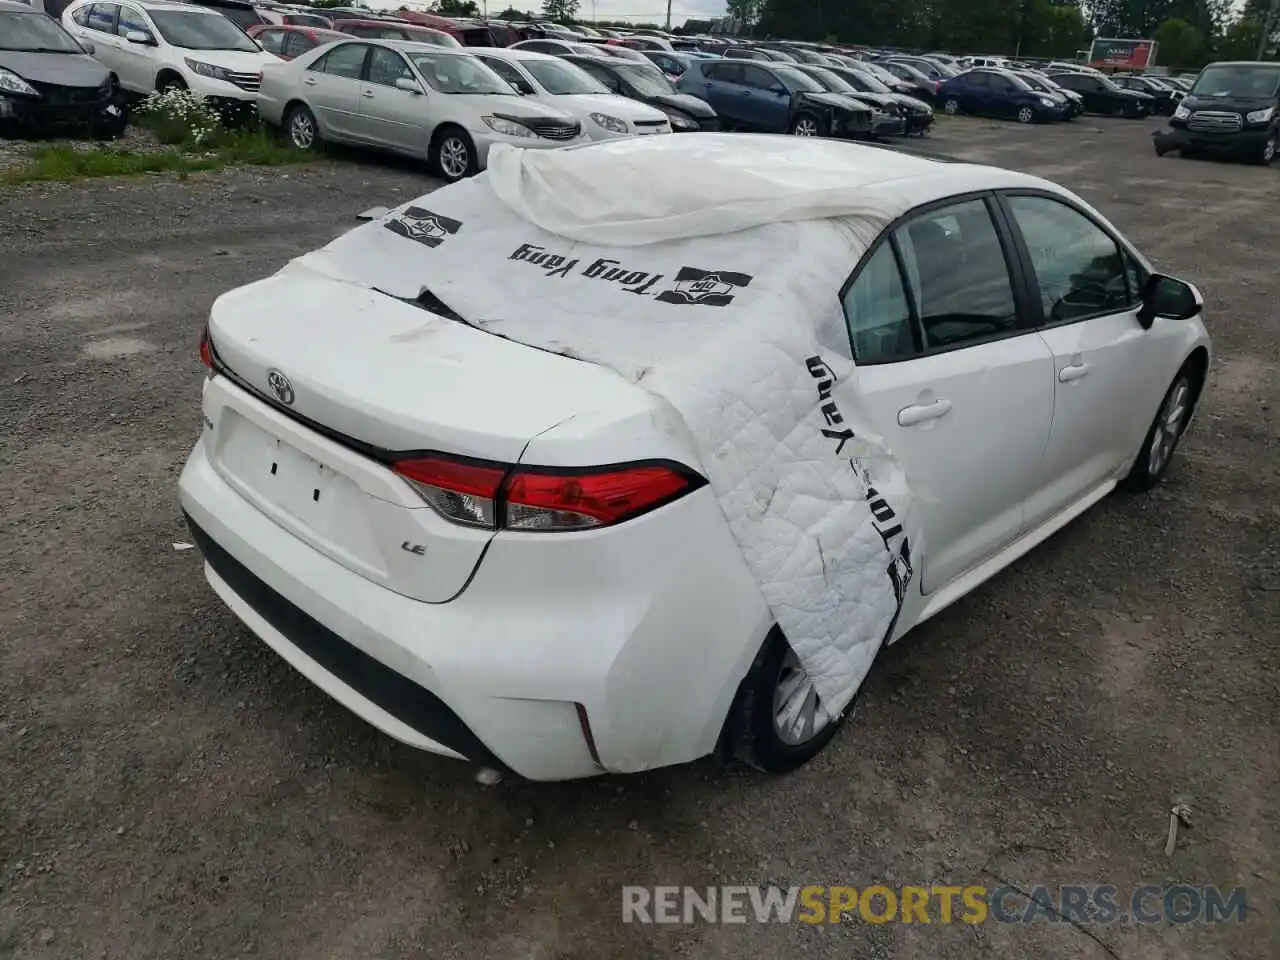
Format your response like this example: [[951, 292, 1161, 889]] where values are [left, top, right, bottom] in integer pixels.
[[266, 369, 295, 406]]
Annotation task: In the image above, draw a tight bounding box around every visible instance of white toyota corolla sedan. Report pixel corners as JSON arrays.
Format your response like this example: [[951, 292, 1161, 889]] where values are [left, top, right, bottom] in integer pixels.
[[179, 135, 1210, 782]]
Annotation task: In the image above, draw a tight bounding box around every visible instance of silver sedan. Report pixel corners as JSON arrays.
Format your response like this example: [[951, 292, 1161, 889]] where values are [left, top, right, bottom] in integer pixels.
[[257, 38, 590, 181]]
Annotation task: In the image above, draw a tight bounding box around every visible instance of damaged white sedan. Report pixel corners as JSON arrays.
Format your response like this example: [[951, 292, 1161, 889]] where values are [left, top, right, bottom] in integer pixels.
[[179, 135, 1210, 781]]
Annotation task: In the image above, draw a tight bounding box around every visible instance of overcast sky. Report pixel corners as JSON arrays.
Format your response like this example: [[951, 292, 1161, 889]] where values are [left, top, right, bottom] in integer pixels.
[[371, 0, 729, 24]]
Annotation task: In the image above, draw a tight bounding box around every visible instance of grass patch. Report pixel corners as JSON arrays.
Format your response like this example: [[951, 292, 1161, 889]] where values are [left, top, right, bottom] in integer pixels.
[[3, 128, 316, 185]]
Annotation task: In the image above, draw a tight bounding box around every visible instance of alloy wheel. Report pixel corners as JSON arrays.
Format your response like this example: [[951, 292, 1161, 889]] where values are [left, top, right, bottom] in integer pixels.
[[1017, 106, 1033, 124], [1264, 137, 1276, 164], [944, 98, 959, 115], [792, 117, 818, 136], [440, 136, 470, 179], [1147, 377, 1190, 477], [289, 112, 315, 150], [772, 648, 832, 745]]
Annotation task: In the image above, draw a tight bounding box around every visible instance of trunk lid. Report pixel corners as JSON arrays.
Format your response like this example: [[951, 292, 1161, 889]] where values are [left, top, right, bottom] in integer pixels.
[[205, 272, 653, 602]]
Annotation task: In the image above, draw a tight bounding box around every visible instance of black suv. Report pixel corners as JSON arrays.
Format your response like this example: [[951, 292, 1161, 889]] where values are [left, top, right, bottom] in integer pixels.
[[1153, 61, 1280, 165], [1045, 70, 1155, 118]]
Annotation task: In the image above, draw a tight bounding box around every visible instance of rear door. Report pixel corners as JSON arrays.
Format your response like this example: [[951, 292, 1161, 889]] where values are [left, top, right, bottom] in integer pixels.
[[697, 61, 743, 121], [740, 62, 790, 131], [304, 41, 368, 140], [113, 3, 154, 90], [78, 3, 125, 77], [959, 71, 990, 113], [998, 191, 1173, 526], [842, 195, 1055, 593]]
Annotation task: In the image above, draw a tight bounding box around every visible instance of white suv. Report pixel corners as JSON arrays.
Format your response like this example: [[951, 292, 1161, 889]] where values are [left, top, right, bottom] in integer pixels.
[[62, 0, 277, 102]]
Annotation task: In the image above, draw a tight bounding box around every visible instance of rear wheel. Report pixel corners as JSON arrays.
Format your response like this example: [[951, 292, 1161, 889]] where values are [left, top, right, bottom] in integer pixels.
[[1122, 367, 1197, 491], [943, 96, 960, 115], [729, 628, 847, 773], [284, 104, 319, 151]]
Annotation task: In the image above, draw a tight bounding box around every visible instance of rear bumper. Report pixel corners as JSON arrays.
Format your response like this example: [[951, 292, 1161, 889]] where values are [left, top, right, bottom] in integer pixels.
[[178, 433, 769, 780]]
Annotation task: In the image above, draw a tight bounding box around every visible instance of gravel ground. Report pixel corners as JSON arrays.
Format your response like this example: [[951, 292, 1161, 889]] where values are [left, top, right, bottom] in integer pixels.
[[0, 120, 1277, 960]]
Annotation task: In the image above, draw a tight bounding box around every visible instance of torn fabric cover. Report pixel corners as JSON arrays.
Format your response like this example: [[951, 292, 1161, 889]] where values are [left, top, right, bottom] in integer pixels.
[[282, 135, 927, 716]]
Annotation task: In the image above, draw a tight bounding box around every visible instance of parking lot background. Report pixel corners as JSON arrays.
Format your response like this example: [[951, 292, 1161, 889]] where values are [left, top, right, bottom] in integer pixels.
[[1, 117, 1277, 959]]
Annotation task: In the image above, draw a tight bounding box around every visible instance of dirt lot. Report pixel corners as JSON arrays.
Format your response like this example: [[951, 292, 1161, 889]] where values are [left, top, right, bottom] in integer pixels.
[[1, 118, 1277, 960]]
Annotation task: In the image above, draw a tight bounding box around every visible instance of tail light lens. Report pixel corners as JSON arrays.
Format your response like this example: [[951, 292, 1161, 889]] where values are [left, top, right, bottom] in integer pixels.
[[393, 455, 505, 529], [199, 325, 213, 369], [392, 454, 703, 532]]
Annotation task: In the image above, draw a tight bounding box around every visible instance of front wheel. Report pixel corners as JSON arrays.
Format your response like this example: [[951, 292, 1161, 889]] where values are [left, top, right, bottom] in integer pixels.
[[790, 112, 822, 136], [1254, 133, 1276, 166], [1122, 368, 1197, 491], [430, 127, 477, 182], [284, 104, 319, 151], [943, 97, 960, 115], [1016, 105, 1035, 124]]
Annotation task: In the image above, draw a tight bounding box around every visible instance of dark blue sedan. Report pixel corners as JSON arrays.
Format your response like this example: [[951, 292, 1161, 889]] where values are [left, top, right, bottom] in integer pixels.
[[938, 68, 1066, 123]]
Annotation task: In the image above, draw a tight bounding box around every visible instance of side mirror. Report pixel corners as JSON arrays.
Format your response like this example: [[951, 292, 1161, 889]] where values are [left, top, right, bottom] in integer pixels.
[[125, 30, 154, 45], [1137, 273, 1203, 329], [771, 84, 788, 95], [394, 77, 424, 94], [79, 39, 96, 55], [516, 81, 535, 95]]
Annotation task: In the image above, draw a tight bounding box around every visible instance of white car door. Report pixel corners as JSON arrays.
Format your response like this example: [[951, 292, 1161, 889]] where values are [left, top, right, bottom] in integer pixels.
[[112, 3, 156, 93], [302, 41, 368, 141], [842, 196, 1056, 593], [350, 46, 427, 154], [71, 2, 127, 79], [1000, 192, 1183, 527]]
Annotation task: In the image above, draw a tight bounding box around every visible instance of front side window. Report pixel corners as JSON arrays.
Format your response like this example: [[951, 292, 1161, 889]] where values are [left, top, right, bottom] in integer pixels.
[[894, 199, 1019, 349], [477, 55, 528, 91], [366, 46, 412, 86], [312, 42, 367, 79], [741, 63, 777, 90], [1005, 195, 1136, 323], [842, 242, 917, 364]]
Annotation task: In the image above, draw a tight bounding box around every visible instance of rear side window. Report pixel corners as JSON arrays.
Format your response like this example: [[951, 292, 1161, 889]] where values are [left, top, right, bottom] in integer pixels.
[[86, 3, 118, 32], [312, 42, 366, 79], [283, 31, 315, 57], [842, 242, 917, 364], [256, 27, 285, 54], [705, 62, 740, 83], [895, 199, 1019, 350]]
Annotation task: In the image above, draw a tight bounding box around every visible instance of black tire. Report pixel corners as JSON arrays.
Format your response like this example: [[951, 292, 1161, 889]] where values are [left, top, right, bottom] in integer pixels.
[[789, 111, 824, 136], [1121, 366, 1199, 492], [1253, 133, 1276, 166], [283, 103, 319, 151], [727, 628, 849, 773], [156, 73, 186, 93], [430, 126, 478, 182]]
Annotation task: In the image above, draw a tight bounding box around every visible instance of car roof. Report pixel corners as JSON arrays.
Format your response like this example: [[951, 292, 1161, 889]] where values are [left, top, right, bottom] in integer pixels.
[[473, 46, 559, 61], [136, 0, 224, 10]]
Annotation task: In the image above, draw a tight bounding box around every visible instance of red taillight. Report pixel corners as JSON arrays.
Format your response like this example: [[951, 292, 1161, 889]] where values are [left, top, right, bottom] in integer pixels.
[[505, 464, 692, 531], [935, 80, 942, 92], [199, 325, 213, 369], [393, 455, 506, 529], [392, 454, 701, 532]]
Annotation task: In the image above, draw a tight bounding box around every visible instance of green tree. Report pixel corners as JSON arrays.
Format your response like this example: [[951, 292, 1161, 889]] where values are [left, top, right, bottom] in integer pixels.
[[495, 6, 529, 18], [1154, 17, 1208, 67], [541, 0, 579, 23], [1216, 16, 1264, 59], [727, 0, 765, 26], [434, 0, 480, 14]]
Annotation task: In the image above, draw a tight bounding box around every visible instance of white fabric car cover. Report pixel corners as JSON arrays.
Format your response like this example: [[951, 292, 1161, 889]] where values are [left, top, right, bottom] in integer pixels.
[[281, 135, 962, 716]]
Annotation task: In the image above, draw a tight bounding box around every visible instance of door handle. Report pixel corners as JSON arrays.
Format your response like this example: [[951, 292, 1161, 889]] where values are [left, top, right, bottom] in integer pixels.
[[361, 89, 375, 98], [303, 77, 317, 85], [1058, 362, 1090, 383], [897, 398, 952, 426]]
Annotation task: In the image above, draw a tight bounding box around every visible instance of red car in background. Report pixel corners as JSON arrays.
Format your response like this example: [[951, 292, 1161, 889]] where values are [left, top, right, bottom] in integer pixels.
[[328, 17, 461, 47], [246, 24, 345, 60], [391, 10, 495, 46]]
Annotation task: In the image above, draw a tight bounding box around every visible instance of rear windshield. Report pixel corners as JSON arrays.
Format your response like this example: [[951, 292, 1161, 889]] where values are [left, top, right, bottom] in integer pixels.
[[1191, 64, 1280, 98]]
